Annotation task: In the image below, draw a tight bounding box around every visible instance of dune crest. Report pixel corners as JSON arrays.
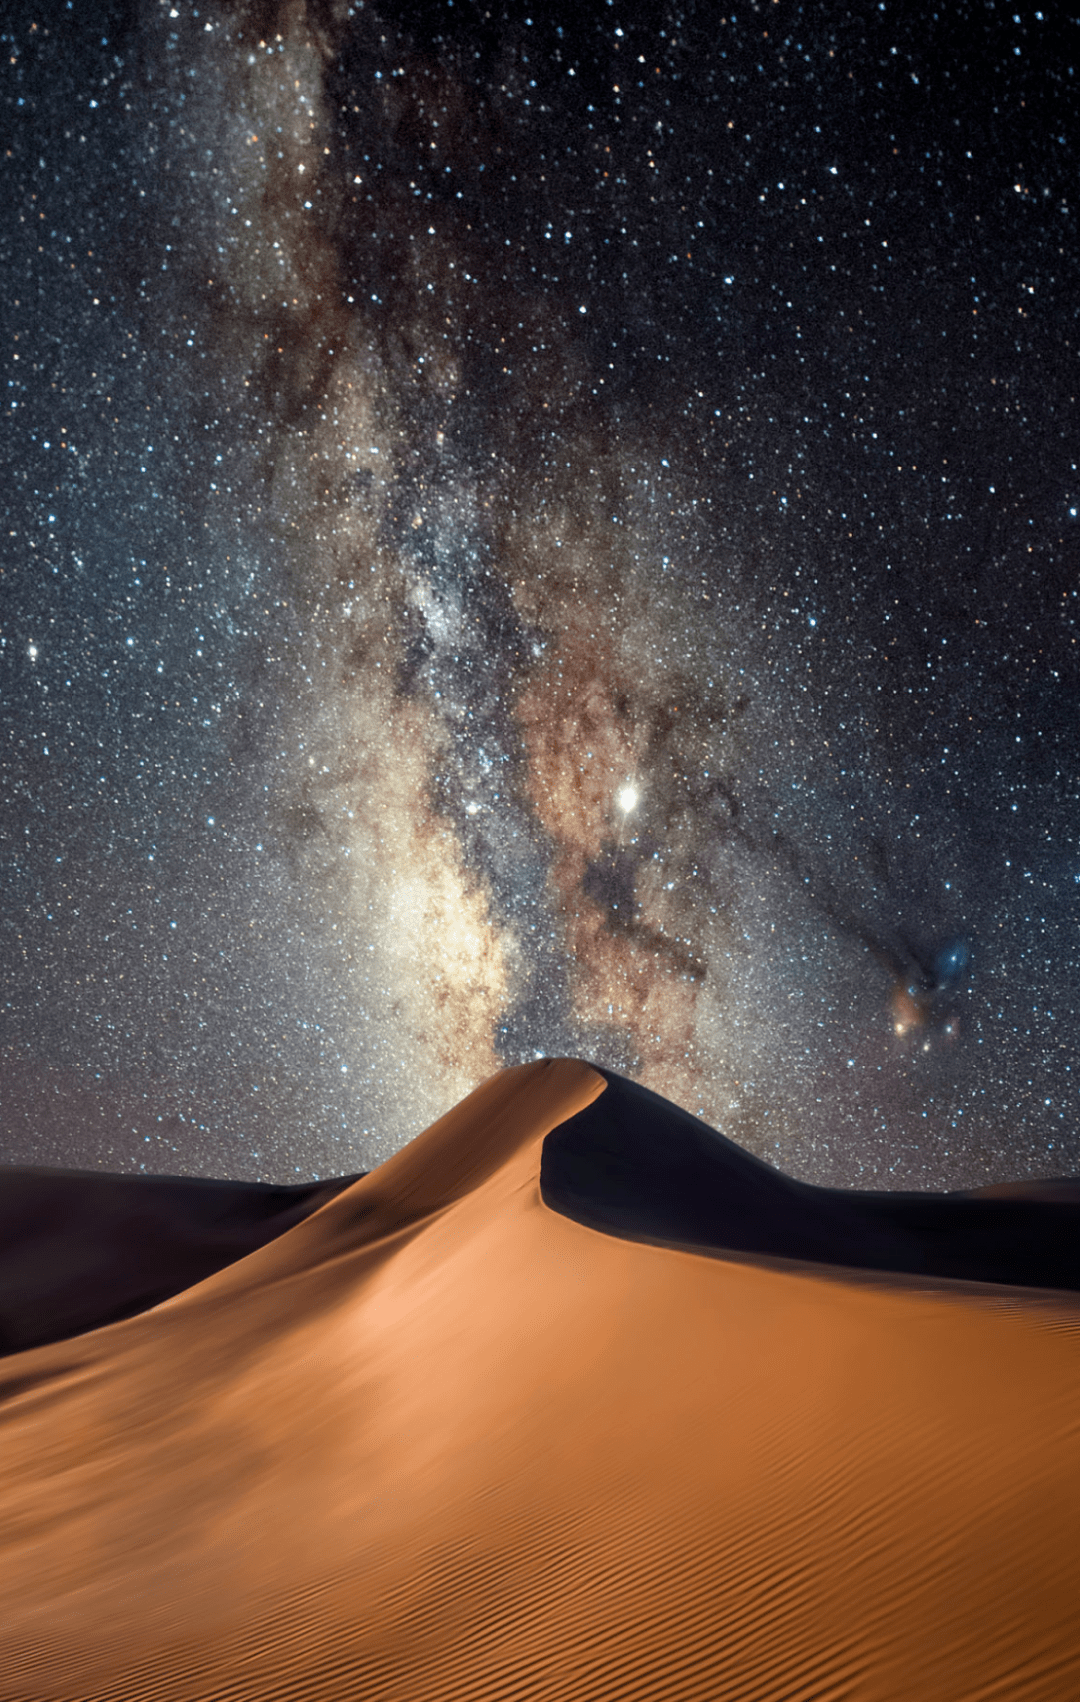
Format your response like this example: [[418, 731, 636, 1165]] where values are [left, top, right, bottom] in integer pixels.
[[2, 1058, 1079, 1701], [269, 1054, 607, 1265]]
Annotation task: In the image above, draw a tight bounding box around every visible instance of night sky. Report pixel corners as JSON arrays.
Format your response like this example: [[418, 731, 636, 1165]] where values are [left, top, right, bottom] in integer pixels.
[[3, 0, 1079, 1189]]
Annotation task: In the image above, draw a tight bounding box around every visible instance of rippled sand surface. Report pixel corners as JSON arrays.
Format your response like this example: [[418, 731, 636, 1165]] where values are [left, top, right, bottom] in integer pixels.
[[3, 1058, 1079, 1701]]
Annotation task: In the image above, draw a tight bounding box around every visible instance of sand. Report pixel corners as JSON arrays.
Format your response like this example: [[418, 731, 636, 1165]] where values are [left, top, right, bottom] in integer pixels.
[[0, 1166, 359, 1356], [2, 1058, 1079, 1700], [543, 1066, 1080, 1290]]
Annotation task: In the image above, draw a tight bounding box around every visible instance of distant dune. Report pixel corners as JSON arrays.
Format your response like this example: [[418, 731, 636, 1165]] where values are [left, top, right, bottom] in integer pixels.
[[0, 1166, 360, 1356], [2, 1059, 1079, 1700]]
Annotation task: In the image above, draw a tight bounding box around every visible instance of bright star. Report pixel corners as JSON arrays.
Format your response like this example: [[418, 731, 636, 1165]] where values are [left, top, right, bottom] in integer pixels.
[[616, 783, 639, 814]]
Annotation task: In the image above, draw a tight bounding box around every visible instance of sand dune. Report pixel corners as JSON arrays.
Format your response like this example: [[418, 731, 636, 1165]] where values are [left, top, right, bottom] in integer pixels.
[[0, 1166, 360, 1356], [2, 1058, 1079, 1700], [544, 1067, 1080, 1291]]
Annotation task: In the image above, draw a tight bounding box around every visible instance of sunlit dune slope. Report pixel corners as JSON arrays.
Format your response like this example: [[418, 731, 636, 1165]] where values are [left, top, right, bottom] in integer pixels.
[[2, 1058, 1079, 1701]]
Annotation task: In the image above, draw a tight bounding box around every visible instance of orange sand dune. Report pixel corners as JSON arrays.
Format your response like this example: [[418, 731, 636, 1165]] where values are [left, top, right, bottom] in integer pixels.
[[2, 1058, 1079, 1701]]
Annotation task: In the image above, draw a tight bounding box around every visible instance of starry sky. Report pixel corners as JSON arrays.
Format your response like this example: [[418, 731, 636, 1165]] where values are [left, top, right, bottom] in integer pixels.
[[2, 0, 1079, 1188]]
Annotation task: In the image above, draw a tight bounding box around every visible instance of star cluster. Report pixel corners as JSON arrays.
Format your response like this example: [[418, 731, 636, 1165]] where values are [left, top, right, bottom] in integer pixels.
[[2, 0, 1078, 1188]]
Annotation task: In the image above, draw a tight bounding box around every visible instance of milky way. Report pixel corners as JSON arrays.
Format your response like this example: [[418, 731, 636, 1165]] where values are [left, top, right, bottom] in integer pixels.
[[3, 0, 1079, 1187]]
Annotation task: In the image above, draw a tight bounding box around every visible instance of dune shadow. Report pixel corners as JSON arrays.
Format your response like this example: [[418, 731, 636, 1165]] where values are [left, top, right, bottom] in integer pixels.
[[541, 1068, 1080, 1294], [0, 1168, 362, 1358]]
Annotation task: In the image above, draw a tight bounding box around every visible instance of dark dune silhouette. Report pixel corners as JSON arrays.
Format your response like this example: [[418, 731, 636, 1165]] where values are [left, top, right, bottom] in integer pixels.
[[0, 1166, 360, 1356], [2, 1059, 1079, 1700], [542, 1066, 1080, 1291]]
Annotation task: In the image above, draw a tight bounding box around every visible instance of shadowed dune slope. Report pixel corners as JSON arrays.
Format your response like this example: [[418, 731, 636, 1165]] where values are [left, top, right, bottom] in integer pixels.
[[2, 1058, 1080, 1702], [0, 1166, 361, 1355], [541, 1067, 1080, 1290]]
